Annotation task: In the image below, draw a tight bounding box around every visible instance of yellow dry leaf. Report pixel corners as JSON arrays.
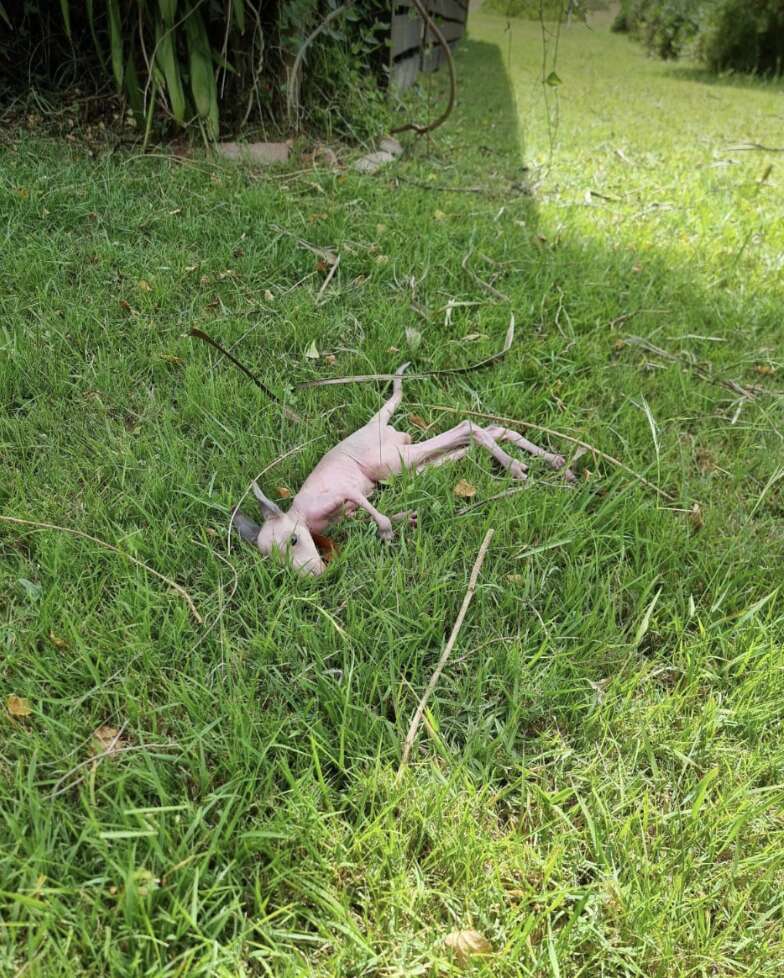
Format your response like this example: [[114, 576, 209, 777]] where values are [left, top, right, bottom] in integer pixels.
[[375, 254, 389, 265], [324, 353, 337, 366], [6, 695, 32, 717], [48, 631, 68, 650], [92, 725, 126, 757], [276, 486, 292, 499], [264, 289, 274, 302], [408, 414, 429, 430], [453, 479, 477, 499], [754, 364, 776, 376], [434, 209, 447, 221], [444, 929, 492, 964], [138, 279, 152, 292]]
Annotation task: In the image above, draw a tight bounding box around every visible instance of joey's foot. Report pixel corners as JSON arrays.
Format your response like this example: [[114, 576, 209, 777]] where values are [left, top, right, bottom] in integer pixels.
[[378, 522, 394, 543], [391, 510, 418, 528], [553, 455, 578, 483], [509, 462, 529, 481]]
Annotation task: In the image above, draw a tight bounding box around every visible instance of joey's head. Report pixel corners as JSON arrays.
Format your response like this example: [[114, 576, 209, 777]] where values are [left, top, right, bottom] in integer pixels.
[[233, 482, 325, 577]]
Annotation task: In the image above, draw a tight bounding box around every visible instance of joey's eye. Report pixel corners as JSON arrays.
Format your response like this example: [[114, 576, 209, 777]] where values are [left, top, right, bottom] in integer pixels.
[[290, 534, 298, 546]]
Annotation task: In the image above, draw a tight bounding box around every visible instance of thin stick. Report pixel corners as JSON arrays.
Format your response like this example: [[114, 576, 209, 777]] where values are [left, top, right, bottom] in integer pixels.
[[0, 515, 203, 623], [190, 328, 302, 423], [461, 250, 510, 302], [287, 2, 354, 130], [397, 529, 494, 777], [316, 253, 340, 305], [298, 317, 515, 388], [428, 405, 675, 501]]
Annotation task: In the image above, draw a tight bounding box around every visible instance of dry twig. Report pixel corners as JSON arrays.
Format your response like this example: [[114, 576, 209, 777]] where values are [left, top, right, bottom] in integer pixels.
[[0, 515, 202, 623], [190, 328, 302, 422], [397, 529, 494, 777], [298, 317, 515, 388]]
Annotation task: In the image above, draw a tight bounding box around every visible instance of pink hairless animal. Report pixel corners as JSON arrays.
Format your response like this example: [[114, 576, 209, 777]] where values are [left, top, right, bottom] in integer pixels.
[[233, 365, 575, 576]]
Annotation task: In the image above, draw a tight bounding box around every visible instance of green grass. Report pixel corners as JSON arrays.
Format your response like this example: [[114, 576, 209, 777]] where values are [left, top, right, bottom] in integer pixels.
[[2, 9, 784, 976]]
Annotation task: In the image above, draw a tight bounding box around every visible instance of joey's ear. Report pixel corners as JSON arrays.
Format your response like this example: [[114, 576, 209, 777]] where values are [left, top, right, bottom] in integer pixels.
[[252, 481, 283, 520], [232, 510, 262, 545]]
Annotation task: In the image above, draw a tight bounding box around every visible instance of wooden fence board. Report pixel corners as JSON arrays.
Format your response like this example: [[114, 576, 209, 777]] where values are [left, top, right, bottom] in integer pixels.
[[389, 0, 468, 89]]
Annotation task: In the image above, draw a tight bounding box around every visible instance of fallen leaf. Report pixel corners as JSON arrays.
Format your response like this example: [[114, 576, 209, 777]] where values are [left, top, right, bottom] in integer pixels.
[[444, 929, 492, 964], [387, 346, 400, 354], [305, 340, 320, 359], [119, 299, 132, 313], [132, 868, 159, 897], [49, 631, 68, 650], [199, 274, 210, 286], [7, 695, 32, 717], [138, 279, 152, 292], [545, 70, 562, 87], [689, 502, 704, 530], [613, 339, 626, 351], [588, 677, 611, 704], [324, 353, 337, 365], [453, 479, 477, 499], [376, 223, 387, 234], [308, 212, 328, 224], [408, 414, 430, 430], [405, 327, 422, 350], [160, 353, 184, 365], [18, 578, 42, 601], [264, 289, 274, 301], [92, 725, 127, 757], [433, 209, 447, 221], [375, 254, 389, 265], [218, 269, 235, 280], [754, 364, 776, 376], [276, 486, 292, 498]]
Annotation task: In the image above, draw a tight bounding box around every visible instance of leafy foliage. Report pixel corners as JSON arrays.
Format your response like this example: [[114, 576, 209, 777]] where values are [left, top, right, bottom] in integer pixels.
[[0, 0, 391, 140], [614, 0, 784, 74]]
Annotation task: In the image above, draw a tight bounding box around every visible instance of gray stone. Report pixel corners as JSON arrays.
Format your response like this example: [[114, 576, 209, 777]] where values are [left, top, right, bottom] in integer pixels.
[[217, 142, 290, 164]]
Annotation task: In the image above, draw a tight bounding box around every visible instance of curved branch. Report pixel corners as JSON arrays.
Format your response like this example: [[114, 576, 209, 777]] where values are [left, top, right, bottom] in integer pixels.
[[287, 1, 354, 131], [391, 0, 457, 137]]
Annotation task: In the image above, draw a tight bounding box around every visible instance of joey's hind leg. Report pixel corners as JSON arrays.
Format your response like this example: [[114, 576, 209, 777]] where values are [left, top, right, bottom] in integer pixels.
[[401, 421, 528, 480], [486, 426, 575, 481]]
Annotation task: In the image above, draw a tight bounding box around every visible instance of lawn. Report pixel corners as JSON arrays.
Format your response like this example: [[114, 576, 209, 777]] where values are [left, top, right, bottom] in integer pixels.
[[2, 7, 784, 977]]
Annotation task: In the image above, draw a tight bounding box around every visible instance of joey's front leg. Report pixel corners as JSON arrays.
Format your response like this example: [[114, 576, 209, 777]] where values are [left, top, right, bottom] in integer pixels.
[[345, 492, 394, 542]]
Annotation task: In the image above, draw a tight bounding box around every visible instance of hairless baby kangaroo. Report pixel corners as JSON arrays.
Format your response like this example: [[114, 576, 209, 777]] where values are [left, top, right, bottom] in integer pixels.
[[232, 365, 575, 576]]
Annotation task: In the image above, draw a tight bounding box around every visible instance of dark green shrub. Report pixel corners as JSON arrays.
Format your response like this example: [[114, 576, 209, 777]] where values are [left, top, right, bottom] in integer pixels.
[[0, 0, 392, 140], [696, 0, 784, 75], [615, 0, 784, 76]]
